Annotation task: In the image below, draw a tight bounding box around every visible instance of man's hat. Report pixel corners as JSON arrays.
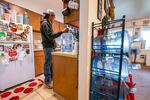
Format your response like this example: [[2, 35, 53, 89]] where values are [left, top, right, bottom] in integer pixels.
[[43, 9, 55, 16]]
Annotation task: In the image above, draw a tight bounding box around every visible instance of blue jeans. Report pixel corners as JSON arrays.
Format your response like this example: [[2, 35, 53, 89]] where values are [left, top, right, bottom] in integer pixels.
[[43, 48, 54, 83]]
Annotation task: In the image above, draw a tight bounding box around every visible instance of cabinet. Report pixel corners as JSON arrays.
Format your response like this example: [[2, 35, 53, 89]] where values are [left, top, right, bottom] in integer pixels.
[[53, 21, 65, 33], [28, 12, 65, 33], [53, 20, 60, 33], [52, 53, 78, 100], [9, 4, 25, 15], [34, 51, 44, 76], [63, 0, 79, 28], [59, 22, 65, 31], [28, 11, 42, 32]]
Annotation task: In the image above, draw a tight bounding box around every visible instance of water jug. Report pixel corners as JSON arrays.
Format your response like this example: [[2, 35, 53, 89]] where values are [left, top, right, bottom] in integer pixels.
[[61, 33, 74, 52], [93, 30, 131, 53], [104, 30, 131, 53], [92, 56, 129, 80], [105, 56, 129, 80]]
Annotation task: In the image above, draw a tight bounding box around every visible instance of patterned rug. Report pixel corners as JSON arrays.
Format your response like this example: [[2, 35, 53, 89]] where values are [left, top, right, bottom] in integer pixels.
[[0, 76, 44, 100]]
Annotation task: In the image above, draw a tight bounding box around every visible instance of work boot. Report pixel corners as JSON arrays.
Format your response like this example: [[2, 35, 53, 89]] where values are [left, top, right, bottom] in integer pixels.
[[44, 81, 53, 89]]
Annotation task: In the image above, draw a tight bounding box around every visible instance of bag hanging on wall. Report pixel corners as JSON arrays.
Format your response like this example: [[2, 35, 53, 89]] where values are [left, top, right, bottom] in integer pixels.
[[68, 0, 79, 10], [102, 15, 109, 35], [62, 7, 71, 16], [62, 0, 70, 3], [108, 0, 115, 20], [104, 0, 109, 17]]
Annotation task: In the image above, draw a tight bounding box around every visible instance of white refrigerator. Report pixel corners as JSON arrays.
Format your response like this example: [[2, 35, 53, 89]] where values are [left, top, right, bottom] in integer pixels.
[[0, 20, 35, 91]]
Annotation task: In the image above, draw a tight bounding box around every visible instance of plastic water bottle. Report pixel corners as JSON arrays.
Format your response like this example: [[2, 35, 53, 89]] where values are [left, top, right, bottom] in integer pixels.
[[23, 11, 29, 25], [61, 33, 74, 52]]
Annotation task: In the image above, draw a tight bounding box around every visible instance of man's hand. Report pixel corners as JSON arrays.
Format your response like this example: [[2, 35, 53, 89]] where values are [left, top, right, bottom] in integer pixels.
[[62, 28, 69, 33]]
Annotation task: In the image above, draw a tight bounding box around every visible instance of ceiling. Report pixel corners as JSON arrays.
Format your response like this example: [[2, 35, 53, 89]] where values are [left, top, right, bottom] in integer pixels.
[[114, 0, 150, 20], [4, 0, 150, 22], [5, 0, 64, 22]]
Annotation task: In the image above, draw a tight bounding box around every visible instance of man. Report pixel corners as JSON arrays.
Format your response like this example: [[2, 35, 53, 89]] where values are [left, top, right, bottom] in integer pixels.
[[40, 9, 68, 88]]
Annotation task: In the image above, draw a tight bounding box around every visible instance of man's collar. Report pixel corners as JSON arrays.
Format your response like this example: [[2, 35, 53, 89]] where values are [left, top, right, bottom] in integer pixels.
[[44, 19, 52, 25]]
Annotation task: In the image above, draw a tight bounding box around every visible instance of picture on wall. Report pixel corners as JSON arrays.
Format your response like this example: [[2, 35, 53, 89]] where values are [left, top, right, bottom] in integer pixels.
[[0, 45, 4, 51], [97, 0, 102, 21]]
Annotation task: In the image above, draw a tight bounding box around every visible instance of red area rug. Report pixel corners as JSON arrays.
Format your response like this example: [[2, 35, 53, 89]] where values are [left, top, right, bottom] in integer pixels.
[[0, 77, 44, 100]]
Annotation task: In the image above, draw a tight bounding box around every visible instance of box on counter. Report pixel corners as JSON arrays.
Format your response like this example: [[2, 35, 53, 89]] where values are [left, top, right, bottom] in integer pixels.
[[146, 53, 150, 66], [131, 49, 150, 67]]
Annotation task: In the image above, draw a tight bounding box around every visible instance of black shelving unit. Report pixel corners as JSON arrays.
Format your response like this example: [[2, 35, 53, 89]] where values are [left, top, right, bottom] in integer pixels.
[[90, 16, 126, 100]]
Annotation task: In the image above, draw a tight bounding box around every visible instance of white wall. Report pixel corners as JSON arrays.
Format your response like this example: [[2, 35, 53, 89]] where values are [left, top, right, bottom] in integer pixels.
[[79, 0, 99, 100], [5, 0, 64, 22], [114, 0, 150, 20], [126, 18, 150, 27]]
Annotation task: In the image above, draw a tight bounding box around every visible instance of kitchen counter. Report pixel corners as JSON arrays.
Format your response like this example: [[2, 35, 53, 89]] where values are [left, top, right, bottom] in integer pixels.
[[34, 49, 43, 51], [52, 51, 78, 100], [52, 51, 77, 58], [34, 48, 61, 52]]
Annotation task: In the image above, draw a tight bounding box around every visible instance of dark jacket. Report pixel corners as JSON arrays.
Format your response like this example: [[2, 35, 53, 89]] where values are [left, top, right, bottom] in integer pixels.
[[40, 19, 62, 48]]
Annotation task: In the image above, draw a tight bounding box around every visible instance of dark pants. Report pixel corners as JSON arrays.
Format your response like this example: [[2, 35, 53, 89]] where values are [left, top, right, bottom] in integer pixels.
[[43, 48, 54, 83]]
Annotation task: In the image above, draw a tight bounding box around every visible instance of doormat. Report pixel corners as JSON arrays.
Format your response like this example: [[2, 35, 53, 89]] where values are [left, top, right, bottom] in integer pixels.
[[0, 77, 44, 100]]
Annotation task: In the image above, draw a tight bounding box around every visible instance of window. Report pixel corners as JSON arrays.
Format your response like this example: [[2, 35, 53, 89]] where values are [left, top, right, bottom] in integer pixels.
[[141, 27, 150, 49]]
